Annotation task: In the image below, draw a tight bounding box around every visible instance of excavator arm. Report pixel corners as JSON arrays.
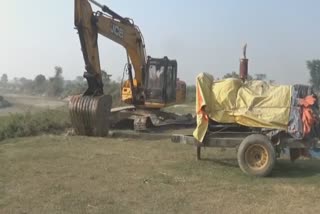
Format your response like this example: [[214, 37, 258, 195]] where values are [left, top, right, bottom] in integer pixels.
[[75, 0, 146, 98], [75, 0, 103, 96]]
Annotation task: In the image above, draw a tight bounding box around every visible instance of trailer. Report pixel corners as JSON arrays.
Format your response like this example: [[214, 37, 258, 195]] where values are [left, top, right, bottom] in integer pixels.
[[182, 45, 320, 177], [172, 129, 320, 177]]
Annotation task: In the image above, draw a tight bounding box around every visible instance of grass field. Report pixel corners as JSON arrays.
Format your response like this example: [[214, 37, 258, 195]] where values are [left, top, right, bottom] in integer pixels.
[[1, 94, 320, 213], [1, 135, 320, 214]]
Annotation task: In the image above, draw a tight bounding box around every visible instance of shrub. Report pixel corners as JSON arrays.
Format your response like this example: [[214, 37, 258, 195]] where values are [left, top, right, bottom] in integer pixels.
[[0, 109, 71, 141]]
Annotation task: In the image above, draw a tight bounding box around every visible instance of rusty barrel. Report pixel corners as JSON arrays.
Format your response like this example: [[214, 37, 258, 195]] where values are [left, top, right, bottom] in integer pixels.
[[240, 58, 248, 81]]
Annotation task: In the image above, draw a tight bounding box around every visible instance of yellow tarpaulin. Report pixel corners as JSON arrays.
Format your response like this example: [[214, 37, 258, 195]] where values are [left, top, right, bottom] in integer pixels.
[[193, 73, 292, 142]]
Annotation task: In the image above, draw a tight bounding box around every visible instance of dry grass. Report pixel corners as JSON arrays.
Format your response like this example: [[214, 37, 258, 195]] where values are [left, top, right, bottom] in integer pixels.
[[0, 135, 320, 214]]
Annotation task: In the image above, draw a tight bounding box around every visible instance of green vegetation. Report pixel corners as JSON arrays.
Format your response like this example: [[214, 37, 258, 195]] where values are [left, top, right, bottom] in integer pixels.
[[223, 71, 251, 79], [33, 74, 47, 94], [0, 67, 123, 107], [104, 81, 122, 107], [0, 96, 11, 108], [307, 59, 320, 91], [0, 109, 70, 141], [186, 85, 196, 104], [0, 74, 8, 85], [222, 71, 277, 83], [47, 66, 64, 97]]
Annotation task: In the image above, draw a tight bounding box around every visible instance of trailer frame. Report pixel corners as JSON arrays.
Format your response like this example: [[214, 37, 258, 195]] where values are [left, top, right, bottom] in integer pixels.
[[171, 131, 320, 176]]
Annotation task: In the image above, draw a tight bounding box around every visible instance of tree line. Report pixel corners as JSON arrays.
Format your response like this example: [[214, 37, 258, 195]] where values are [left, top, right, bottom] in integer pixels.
[[0, 66, 65, 96], [0, 66, 120, 103], [1, 60, 320, 104]]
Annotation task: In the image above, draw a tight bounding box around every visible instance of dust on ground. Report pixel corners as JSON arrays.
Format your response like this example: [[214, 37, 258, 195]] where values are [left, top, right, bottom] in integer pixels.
[[0, 94, 67, 116], [0, 135, 320, 214]]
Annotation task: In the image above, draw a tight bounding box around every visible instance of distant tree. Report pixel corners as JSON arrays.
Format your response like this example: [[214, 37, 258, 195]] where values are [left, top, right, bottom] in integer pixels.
[[13, 77, 19, 84], [19, 77, 33, 93], [11, 77, 19, 91], [72, 76, 86, 94], [19, 77, 28, 83], [35, 74, 46, 84], [222, 71, 253, 80], [223, 71, 239, 79], [307, 60, 320, 91], [54, 66, 63, 77], [48, 66, 64, 97], [33, 74, 47, 94], [75, 76, 85, 83], [186, 85, 196, 103], [101, 69, 120, 104], [254, 73, 267, 80], [1, 74, 8, 85], [101, 69, 112, 85]]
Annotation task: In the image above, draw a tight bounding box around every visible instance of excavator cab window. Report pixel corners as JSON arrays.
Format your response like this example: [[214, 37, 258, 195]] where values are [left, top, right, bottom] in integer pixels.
[[165, 64, 177, 102], [144, 57, 177, 104]]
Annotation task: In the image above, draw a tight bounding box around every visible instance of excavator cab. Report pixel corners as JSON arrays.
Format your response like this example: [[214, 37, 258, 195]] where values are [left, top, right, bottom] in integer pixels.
[[144, 57, 177, 107]]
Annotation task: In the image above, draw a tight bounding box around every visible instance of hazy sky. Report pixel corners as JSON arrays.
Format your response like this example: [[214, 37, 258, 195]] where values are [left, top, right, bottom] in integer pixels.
[[2, 0, 320, 85]]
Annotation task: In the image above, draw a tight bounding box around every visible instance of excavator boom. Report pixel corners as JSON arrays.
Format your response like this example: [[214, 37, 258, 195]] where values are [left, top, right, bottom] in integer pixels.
[[74, 0, 103, 96], [95, 13, 147, 85]]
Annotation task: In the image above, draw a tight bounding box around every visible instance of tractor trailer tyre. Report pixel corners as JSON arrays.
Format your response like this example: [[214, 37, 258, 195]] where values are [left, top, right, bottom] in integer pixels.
[[237, 134, 276, 177]]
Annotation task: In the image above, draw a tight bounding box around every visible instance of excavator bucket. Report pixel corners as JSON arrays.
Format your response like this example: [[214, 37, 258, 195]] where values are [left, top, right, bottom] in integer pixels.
[[69, 94, 112, 136]]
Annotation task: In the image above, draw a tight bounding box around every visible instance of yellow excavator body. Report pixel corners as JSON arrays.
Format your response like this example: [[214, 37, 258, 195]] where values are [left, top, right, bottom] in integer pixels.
[[70, 0, 188, 135]]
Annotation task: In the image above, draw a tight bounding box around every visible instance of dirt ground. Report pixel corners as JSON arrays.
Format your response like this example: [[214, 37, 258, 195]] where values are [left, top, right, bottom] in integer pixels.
[[1, 135, 320, 214], [0, 94, 67, 116]]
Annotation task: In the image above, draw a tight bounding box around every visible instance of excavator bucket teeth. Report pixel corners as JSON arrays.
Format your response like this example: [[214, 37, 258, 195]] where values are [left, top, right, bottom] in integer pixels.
[[69, 94, 112, 136]]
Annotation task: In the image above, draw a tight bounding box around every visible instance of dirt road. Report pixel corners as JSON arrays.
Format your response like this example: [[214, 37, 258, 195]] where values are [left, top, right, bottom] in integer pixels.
[[0, 94, 67, 116]]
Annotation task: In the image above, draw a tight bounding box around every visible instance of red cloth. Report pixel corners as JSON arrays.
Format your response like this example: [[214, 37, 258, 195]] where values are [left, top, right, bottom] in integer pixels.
[[299, 95, 316, 137]]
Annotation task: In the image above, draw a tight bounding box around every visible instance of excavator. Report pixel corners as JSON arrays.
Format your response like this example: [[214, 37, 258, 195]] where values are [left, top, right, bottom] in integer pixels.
[[69, 0, 193, 136]]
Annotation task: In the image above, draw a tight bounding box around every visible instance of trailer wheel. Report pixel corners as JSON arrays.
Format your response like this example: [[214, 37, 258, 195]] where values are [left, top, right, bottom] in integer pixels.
[[237, 134, 275, 177]]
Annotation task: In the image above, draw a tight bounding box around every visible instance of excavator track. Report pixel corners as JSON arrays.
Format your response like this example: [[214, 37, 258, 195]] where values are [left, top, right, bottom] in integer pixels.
[[69, 95, 112, 136], [110, 107, 196, 131]]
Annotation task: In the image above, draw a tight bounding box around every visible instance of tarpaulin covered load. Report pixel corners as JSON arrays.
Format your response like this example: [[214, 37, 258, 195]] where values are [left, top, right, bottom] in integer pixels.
[[193, 73, 293, 142]]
